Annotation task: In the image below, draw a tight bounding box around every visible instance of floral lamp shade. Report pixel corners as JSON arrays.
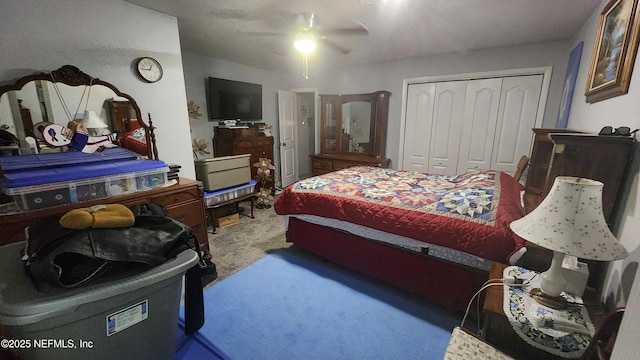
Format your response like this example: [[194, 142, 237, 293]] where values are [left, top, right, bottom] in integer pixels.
[[510, 177, 627, 261], [510, 177, 627, 306]]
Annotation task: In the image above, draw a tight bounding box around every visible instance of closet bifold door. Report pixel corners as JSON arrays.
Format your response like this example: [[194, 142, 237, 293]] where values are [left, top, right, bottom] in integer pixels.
[[456, 78, 502, 174], [427, 81, 466, 175], [402, 82, 435, 173], [402, 81, 467, 175], [402, 74, 543, 177], [490, 75, 543, 175]]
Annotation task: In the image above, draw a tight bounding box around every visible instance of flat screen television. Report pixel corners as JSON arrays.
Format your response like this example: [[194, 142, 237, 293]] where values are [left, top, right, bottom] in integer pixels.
[[208, 77, 262, 121]]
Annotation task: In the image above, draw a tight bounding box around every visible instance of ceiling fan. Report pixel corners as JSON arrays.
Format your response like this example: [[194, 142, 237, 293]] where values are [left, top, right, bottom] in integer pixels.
[[243, 13, 369, 55]]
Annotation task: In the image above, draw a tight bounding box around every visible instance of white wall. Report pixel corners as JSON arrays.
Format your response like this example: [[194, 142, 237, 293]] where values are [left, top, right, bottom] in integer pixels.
[[182, 52, 298, 187], [564, 1, 640, 358], [0, 0, 196, 179], [181, 52, 293, 179], [289, 41, 571, 168]]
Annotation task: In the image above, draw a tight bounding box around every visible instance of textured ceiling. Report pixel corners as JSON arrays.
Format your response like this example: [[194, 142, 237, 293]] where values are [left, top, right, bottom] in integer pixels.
[[126, 0, 602, 73]]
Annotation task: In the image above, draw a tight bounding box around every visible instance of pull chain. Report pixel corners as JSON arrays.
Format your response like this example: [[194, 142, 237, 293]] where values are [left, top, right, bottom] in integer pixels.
[[302, 54, 309, 80]]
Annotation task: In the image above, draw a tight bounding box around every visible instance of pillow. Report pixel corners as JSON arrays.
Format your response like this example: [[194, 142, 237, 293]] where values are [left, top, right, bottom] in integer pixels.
[[120, 127, 148, 156]]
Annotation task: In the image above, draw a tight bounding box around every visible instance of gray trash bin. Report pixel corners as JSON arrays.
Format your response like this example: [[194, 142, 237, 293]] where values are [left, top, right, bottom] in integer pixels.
[[0, 241, 198, 360]]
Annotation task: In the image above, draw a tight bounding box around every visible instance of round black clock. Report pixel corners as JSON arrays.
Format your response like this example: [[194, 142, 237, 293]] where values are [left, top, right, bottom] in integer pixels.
[[135, 57, 163, 83]]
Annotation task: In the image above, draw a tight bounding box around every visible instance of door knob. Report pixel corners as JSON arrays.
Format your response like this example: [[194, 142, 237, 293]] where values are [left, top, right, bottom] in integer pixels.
[[281, 142, 287, 146]]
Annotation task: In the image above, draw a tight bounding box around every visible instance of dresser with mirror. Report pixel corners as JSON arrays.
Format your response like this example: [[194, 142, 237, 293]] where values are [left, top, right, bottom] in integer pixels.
[[0, 65, 211, 260], [310, 90, 391, 175]]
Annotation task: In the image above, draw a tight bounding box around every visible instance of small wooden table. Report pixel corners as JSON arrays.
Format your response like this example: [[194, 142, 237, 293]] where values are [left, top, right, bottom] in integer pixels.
[[205, 191, 256, 234], [483, 262, 605, 360]]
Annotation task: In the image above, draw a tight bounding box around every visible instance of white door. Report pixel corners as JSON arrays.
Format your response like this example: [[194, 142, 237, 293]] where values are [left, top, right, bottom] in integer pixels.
[[428, 81, 467, 175], [456, 78, 503, 174], [491, 75, 543, 174], [278, 90, 297, 188], [402, 82, 435, 172]]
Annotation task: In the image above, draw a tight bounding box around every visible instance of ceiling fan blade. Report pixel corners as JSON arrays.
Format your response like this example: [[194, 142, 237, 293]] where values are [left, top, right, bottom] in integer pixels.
[[210, 9, 261, 21], [296, 13, 319, 29], [320, 38, 351, 55], [319, 27, 369, 37]]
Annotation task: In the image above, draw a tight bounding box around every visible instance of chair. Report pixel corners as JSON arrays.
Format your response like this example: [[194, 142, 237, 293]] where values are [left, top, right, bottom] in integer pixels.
[[444, 326, 514, 360], [25, 136, 39, 154], [444, 307, 625, 360], [512, 155, 529, 182], [580, 308, 625, 360]]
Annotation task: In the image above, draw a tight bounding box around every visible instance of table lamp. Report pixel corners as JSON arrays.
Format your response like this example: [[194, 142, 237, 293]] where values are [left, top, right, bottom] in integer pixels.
[[510, 177, 628, 309], [82, 109, 110, 136]]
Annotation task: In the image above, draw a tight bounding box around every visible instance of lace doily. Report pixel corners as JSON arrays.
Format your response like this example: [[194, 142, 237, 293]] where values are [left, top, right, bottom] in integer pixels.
[[502, 266, 595, 358]]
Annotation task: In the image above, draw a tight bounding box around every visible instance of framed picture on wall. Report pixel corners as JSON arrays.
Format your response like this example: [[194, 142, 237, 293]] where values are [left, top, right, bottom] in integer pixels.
[[585, 0, 640, 103], [557, 41, 584, 128]]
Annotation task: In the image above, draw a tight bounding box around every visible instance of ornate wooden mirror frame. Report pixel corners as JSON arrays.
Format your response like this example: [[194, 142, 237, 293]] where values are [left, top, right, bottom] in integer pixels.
[[319, 90, 390, 159], [0, 65, 158, 159]]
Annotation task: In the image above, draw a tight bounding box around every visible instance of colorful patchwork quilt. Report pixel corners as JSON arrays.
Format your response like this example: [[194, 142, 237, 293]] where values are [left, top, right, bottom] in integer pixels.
[[274, 166, 526, 263]]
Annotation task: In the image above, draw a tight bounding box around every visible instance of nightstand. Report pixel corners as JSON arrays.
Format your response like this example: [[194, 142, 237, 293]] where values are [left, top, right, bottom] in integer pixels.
[[482, 262, 606, 360]]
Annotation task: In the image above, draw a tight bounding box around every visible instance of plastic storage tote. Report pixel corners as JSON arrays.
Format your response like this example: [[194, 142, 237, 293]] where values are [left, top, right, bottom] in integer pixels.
[[2, 160, 169, 210], [194, 154, 251, 191], [0, 242, 198, 360], [204, 180, 257, 206]]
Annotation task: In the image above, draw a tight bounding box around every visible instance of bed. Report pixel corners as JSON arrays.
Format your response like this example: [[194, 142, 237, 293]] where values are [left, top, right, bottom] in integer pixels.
[[273, 166, 527, 310], [118, 119, 149, 157]]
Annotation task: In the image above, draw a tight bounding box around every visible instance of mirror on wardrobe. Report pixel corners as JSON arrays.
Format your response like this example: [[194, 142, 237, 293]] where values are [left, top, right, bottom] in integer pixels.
[[319, 90, 390, 159], [0, 65, 158, 159]]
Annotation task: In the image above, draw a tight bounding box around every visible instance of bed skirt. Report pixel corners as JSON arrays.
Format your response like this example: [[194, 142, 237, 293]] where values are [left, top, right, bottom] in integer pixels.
[[286, 217, 488, 311]]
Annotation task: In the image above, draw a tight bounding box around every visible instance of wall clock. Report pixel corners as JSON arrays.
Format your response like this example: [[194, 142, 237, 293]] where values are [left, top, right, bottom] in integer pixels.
[[135, 57, 163, 83]]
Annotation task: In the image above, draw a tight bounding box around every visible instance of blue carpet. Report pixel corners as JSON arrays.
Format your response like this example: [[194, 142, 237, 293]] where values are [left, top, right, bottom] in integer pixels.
[[177, 250, 461, 359]]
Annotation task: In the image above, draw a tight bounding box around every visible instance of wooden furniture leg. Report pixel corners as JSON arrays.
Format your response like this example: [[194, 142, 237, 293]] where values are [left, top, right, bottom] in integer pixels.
[[206, 192, 257, 234]]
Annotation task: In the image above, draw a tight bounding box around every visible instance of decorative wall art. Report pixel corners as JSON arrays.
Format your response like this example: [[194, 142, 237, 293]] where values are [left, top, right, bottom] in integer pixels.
[[585, 0, 640, 103], [188, 100, 202, 119], [557, 42, 584, 128], [192, 138, 210, 159]]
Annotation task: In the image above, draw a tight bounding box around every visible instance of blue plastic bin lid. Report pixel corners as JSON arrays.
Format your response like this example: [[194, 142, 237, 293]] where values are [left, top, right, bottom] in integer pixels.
[[0, 148, 138, 173], [2, 159, 168, 189], [204, 180, 257, 198]]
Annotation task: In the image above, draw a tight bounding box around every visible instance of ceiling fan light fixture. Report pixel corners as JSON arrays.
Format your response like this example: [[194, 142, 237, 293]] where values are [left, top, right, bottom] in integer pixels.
[[294, 32, 317, 54]]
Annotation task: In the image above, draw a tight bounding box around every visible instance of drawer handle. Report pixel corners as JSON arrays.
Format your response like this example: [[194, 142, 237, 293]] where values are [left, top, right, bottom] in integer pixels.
[[262, 151, 266, 155], [175, 214, 186, 221]]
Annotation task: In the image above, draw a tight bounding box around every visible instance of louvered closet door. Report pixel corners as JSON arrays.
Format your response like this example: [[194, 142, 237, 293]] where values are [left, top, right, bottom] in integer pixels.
[[490, 75, 543, 174], [456, 78, 503, 174]]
